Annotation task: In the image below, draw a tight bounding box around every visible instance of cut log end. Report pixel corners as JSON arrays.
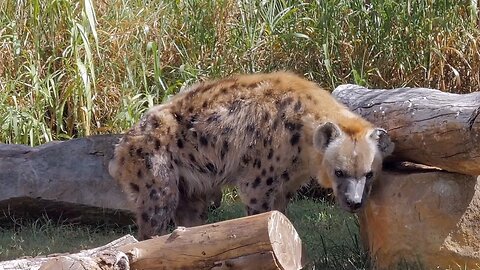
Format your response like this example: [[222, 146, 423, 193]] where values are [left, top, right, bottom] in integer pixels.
[[268, 211, 305, 269]]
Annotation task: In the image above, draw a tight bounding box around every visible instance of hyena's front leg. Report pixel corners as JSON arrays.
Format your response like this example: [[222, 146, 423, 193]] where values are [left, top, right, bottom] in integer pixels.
[[237, 176, 279, 216], [110, 148, 180, 240], [135, 153, 181, 240]]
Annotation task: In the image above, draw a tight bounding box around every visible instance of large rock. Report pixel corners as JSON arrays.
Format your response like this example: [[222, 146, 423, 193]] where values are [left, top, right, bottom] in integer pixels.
[[359, 164, 480, 269], [0, 135, 134, 225]]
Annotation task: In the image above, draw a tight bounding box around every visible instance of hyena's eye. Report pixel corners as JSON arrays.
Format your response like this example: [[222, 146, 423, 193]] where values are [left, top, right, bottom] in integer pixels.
[[334, 170, 346, 178], [365, 171, 374, 180]]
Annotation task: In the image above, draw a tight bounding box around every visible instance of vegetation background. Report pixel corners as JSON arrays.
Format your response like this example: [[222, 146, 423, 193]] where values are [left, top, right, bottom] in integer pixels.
[[1, 0, 479, 146], [1, 0, 479, 269]]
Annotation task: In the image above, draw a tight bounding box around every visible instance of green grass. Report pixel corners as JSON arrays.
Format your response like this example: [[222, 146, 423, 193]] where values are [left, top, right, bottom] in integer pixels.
[[1, 0, 480, 146], [0, 215, 135, 260], [0, 198, 367, 269]]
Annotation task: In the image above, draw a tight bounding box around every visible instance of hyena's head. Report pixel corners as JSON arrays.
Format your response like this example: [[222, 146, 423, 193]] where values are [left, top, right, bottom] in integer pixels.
[[313, 122, 394, 213]]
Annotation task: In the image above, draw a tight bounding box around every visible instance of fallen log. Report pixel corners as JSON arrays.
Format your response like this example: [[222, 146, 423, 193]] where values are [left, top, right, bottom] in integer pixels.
[[118, 210, 307, 270], [0, 234, 137, 270], [333, 84, 480, 176], [0, 135, 134, 226]]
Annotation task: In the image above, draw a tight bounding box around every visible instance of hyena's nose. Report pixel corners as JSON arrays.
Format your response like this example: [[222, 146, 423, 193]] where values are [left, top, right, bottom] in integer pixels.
[[346, 199, 362, 211]]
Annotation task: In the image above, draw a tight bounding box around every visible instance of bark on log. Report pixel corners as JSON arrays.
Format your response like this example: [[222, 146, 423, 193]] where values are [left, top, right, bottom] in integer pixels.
[[0, 234, 137, 270], [333, 84, 480, 175], [118, 210, 307, 270], [0, 135, 134, 226]]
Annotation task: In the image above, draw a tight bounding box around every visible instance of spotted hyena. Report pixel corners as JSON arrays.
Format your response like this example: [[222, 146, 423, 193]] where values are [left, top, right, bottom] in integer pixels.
[[109, 71, 394, 240]]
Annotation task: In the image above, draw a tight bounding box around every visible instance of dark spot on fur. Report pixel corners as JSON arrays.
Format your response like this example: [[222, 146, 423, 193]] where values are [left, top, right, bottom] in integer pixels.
[[269, 166, 274, 172], [267, 149, 274, 159], [120, 156, 125, 165], [149, 189, 159, 200], [137, 169, 143, 178], [154, 206, 161, 214], [189, 153, 196, 163], [242, 155, 251, 165], [145, 182, 153, 189], [261, 169, 266, 176], [247, 206, 260, 215], [252, 177, 261, 188], [187, 114, 198, 129], [276, 97, 293, 111], [174, 159, 180, 165], [253, 158, 262, 169], [221, 141, 229, 160], [141, 212, 149, 222], [284, 121, 303, 131], [273, 119, 279, 130], [174, 113, 183, 123], [177, 139, 184, 148], [263, 137, 272, 147], [200, 135, 208, 146], [246, 124, 255, 133], [202, 101, 208, 108], [281, 171, 290, 181], [145, 156, 152, 169], [306, 94, 312, 100], [262, 202, 269, 210], [179, 176, 185, 183], [294, 100, 302, 112], [266, 188, 274, 197], [130, 183, 140, 192], [207, 113, 220, 122], [150, 218, 158, 227], [154, 139, 161, 150], [250, 198, 257, 204], [266, 177, 274, 185], [290, 133, 301, 145], [134, 147, 142, 157], [248, 82, 260, 88], [222, 127, 233, 135], [151, 118, 160, 129], [292, 156, 299, 164], [228, 100, 241, 114], [286, 192, 294, 200], [220, 87, 228, 94], [192, 131, 198, 138], [206, 163, 217, 174], [263, 111, 270, 122], [188, 107, 194, 113], [276, 155, 280, 161]]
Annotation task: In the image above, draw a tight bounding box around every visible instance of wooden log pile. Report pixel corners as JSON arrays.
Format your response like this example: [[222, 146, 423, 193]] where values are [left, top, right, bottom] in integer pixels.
[[332, 84, 480, 269], [0, 211, 308, 270]]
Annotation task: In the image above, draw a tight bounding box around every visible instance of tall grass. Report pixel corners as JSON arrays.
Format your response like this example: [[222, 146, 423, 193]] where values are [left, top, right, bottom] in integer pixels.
[[1, 0, 479, 146]]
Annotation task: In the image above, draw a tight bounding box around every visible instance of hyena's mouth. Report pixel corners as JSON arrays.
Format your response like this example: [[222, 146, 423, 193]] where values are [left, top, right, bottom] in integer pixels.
[[338, 197, 364, 213]]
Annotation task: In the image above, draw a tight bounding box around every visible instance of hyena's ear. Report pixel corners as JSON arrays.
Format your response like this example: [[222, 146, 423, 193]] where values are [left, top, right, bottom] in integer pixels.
[[313, 122, 342, 152], [369, 128, 395, 157]]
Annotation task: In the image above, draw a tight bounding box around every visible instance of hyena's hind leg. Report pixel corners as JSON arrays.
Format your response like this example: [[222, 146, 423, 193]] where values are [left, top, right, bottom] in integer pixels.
[[109, 149, 180, 240], [174, 183, 223, 227]]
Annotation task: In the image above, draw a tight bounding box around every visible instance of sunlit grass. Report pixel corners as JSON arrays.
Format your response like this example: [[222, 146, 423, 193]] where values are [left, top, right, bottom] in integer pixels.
[[1, 0, 479, 146]]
